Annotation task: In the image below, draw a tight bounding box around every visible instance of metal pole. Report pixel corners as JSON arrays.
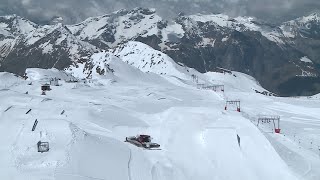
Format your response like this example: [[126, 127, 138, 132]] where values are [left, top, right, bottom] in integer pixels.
[[273, 120, 276, 131]]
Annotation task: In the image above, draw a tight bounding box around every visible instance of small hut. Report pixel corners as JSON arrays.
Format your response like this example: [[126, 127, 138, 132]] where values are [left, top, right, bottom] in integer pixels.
[[37, 141, 49, 153], [41, 84, 51, 91]]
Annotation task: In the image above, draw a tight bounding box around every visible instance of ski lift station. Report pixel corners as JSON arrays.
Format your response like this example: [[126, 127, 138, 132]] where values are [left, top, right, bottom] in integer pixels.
[[41, 84, 51, 91]]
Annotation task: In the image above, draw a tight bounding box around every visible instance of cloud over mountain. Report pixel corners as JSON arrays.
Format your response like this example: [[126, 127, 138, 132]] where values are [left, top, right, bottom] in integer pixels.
[[0, 0, 319, 24]]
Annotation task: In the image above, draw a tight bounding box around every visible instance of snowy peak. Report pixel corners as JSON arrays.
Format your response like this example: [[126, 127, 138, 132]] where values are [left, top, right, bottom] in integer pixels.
[[178, 13, 285, 44], [111, 41, 196, 80], [298, 13, 320, 23], [68, 8, 162, 47], [0, 20, 99, 75], [65, 51, 156, 83], [23, 23, 97, 57], [181, 13, 265, 32], [0, 15, 38, 37], [280, 13, 320, 39]]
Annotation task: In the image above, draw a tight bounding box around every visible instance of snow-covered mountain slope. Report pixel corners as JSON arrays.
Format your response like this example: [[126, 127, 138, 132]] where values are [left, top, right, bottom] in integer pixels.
[[1, 66, 320, 180], [65, 51, 169, 86], [66, 41, 207, 87], [280, 13, 320, 39], [0, 15, 37, 60], [0, 19, 99, 75], [205, 71, 267, 93], [66, 8, 320, 96], [186, 14, 286, 44], [0, 15, 37, 38], [1, 9, 320, 96], [22, 23, 97, 57], [111, 41, 198, 79], [67, 8, 186, 50]]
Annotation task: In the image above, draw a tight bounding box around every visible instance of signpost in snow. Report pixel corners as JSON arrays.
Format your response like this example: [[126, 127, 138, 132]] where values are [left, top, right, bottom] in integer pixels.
[[26, 109, 32, 114], [32, 119, 38, 131]]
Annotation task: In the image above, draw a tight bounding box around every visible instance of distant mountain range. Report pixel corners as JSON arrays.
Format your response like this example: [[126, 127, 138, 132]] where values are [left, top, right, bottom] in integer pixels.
[[0, 8, 319, 96]]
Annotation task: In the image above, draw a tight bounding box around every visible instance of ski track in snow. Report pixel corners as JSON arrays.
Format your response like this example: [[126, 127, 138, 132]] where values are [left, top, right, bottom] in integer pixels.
[[0, 69, 319, 180]]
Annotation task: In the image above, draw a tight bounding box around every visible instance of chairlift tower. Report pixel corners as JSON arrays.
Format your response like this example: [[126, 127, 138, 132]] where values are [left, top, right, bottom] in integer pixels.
[[197, 84, 225, 92], [257, 115, 281, 133], [225, 100, 241, 112]]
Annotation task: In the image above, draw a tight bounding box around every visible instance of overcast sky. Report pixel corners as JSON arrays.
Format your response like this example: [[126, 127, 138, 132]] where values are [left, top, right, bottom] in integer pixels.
[[0, 0, 319, 24]]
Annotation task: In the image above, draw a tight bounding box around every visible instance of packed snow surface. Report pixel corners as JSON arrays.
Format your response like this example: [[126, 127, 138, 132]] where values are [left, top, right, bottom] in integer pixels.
[[0, 64, 319, 180]]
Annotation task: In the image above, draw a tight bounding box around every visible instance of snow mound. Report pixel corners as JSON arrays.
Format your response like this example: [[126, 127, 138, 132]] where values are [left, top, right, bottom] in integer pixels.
[[55, 127, 130, 180], [25, 68, 75, 82], [0, 72, 24, 88]]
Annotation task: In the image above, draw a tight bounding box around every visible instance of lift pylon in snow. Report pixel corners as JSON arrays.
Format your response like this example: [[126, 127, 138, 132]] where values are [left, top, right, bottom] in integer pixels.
[[225, 100, 241, 112], [197, 84, 224, 92], [257, 115, 281, 133], [125, 135, 160, 149]]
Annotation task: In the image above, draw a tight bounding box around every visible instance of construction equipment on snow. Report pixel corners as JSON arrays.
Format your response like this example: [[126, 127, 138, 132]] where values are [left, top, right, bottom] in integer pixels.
[[125, 135, 160, 149]]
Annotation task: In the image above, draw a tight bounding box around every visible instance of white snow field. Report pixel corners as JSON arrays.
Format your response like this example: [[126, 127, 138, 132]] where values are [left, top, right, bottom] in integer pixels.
[[0, 59, 319, 180]]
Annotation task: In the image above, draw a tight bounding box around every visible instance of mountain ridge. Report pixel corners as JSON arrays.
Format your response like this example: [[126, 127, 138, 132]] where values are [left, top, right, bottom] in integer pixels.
[[0, 8, 319, 96]]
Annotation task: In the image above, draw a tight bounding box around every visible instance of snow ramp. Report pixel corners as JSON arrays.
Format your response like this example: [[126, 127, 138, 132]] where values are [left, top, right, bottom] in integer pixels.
[[55, 129, 130, 180], [203, 128, 258, 180]]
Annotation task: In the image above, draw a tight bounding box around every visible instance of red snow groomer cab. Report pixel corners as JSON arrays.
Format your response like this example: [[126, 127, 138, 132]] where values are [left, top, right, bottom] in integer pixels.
[[125, 135, 160, 149]]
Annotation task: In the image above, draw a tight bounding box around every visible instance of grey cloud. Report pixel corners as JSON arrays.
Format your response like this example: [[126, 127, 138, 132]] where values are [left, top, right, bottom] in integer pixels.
[[0, 0, 319, 24]]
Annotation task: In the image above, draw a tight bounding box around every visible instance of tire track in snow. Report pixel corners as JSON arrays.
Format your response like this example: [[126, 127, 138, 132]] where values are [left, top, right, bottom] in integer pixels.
[[55, 172, 107, 180], [4, 105, 13, 112], [127, 148, 132, 180]]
